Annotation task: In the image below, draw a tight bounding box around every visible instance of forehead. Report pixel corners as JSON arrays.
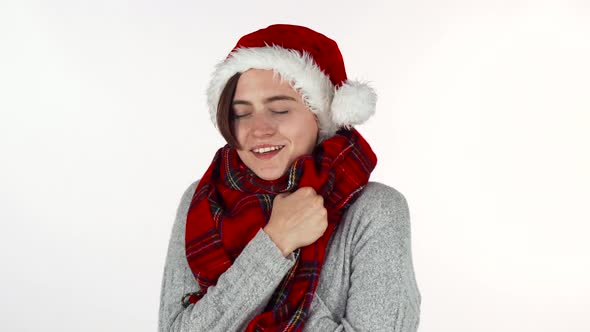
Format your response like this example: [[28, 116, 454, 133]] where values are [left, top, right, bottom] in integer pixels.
[[234, 69, 300, 100]]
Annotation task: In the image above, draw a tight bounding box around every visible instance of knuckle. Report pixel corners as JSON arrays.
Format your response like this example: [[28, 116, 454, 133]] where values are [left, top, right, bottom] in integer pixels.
[[316, 195, 324, 204], [303, 187, 315, 195]]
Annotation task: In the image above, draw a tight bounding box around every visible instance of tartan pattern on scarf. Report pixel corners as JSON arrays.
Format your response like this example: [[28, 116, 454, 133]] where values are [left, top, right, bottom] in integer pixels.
[[184, 128, 377, 331]]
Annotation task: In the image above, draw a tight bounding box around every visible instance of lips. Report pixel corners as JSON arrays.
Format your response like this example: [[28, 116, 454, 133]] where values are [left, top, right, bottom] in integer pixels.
[[250, 143, 285, 152], [251, 145, 284, 160]]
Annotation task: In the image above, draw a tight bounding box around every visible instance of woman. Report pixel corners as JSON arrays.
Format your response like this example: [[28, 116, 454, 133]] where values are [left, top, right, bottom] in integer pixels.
[[158, 24, 421, 331]]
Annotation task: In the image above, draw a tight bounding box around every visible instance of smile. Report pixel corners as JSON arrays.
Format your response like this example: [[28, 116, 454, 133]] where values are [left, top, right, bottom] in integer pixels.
[[251, 145, 285, 154], [251, 145, 285, 160]]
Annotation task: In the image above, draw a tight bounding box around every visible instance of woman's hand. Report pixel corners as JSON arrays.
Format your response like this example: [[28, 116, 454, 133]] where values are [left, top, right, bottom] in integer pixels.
[[263, 187, 328, 257]]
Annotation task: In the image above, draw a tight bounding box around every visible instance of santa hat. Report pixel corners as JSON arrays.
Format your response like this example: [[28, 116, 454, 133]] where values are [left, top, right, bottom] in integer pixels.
[[206, 24, 377, 142]]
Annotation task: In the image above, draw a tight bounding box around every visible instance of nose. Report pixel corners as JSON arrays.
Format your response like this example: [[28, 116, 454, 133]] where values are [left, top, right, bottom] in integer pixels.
[[251, 113, 276, 137]]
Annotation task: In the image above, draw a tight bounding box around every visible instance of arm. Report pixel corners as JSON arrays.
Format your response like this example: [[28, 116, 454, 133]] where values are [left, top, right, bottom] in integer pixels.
[[304, 185, 421, 331], [158, 180, 298, 332]]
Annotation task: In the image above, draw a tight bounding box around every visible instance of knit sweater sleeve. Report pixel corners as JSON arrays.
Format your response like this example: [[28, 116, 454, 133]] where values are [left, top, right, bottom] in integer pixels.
[[304, 183, 421, 331], [158, 180, 297, 332]]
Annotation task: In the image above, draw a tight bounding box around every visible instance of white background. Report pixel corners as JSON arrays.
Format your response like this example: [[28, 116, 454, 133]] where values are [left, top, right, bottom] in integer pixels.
[[1, 0, 589, 331]]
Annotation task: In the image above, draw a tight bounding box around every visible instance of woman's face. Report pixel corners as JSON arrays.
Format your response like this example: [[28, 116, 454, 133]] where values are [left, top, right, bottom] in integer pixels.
[[232, 69, 319, 181]]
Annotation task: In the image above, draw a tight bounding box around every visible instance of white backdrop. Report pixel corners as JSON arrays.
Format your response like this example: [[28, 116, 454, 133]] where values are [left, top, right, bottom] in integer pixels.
[[1, 0, 589, 331]]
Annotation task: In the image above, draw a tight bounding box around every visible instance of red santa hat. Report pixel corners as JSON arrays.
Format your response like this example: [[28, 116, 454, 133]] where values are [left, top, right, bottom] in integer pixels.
[[206, 24, 377, 141]]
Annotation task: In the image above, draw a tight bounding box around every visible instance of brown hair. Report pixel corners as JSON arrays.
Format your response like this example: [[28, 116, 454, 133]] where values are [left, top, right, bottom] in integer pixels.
[[216, 72, 242, 149]]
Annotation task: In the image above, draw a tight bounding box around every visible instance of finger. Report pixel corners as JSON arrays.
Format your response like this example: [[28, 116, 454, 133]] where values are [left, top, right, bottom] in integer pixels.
[[297, 187, 315, 196]]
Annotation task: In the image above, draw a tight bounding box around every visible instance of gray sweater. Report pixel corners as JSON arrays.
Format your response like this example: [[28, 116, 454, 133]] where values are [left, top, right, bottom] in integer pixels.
[[158, 180, 421, 331]]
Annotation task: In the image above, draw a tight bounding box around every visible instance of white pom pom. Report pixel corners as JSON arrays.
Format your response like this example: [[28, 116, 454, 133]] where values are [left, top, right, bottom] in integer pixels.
[[330, 80, 377, 127]]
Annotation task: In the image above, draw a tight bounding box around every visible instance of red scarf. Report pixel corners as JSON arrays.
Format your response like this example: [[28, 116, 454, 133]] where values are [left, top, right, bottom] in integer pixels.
[[184, 128, 377, 331]]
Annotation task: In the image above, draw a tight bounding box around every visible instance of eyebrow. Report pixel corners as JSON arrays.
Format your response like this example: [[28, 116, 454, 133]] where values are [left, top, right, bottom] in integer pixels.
[[232, 95, 297, 106]]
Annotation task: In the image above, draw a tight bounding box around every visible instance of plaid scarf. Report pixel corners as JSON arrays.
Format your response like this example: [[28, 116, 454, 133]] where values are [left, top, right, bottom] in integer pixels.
[[184, 128, 377, 331]]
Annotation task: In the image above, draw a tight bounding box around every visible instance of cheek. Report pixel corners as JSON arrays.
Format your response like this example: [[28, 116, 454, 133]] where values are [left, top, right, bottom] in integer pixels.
[[233, 123, 247, 147], [236, 149, 247, 163], [288, 117, 318, 152]]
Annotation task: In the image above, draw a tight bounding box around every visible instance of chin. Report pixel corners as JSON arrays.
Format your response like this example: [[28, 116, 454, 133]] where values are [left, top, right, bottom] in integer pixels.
[[255, 171, 283, 181], [251, 165, 289, 181]]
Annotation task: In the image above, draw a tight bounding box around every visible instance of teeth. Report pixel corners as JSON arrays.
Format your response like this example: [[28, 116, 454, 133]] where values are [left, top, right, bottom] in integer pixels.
[[252, 145, 284, 154]]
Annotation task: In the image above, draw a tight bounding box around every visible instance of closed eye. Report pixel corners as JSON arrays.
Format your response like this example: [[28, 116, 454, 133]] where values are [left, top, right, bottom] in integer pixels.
[[233, 113, 251, 119], [272, 110, 289, 115]]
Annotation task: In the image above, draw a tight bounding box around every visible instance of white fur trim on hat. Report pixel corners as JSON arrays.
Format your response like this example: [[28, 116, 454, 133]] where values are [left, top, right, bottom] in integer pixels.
[[206, 45, 376, 141]]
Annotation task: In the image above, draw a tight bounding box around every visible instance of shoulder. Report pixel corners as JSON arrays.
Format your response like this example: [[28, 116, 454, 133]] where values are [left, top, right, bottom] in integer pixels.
[[180, 179, 201, 202], [175, 179, 201, 219], [342, 181, 412, 239], [353, 181, 410, 215]]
